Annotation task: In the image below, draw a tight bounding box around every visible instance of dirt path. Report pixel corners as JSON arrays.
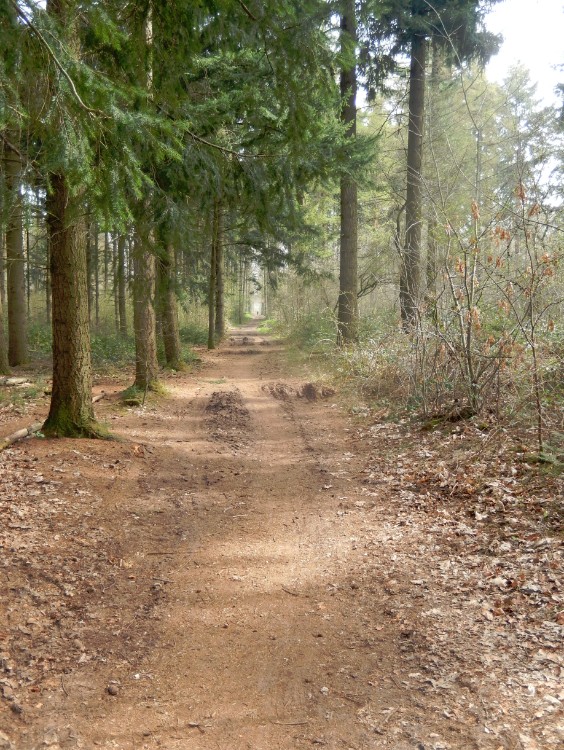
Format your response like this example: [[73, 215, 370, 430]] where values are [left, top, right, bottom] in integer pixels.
[[1, 323, 562, 750]]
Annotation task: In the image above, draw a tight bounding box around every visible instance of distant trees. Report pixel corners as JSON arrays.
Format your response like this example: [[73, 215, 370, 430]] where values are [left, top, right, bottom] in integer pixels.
[[0, 0, 354, 433], [364, 0, 500, 326], [2, 0, 560, 445]]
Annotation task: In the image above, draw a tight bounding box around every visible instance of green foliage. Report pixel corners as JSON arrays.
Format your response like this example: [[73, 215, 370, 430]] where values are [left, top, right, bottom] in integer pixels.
[[28, 322, 53, 358], [91, 333, 135, 369], [281, 309, 337, 352], [179, 323, 208, 347]]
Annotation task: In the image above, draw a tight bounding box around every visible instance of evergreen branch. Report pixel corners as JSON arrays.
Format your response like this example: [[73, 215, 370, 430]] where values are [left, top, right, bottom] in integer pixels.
[[186, 128, 265, 159], [9, 0, 105, 118], [235, 0, 258, 22]]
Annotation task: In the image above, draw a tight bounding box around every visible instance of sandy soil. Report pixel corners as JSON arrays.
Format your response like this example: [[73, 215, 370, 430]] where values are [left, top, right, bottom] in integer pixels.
[[0, 322, 562, 750]]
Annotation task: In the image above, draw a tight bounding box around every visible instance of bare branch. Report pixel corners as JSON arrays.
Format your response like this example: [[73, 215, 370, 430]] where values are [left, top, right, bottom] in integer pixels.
[[235, 0, 258, 22]]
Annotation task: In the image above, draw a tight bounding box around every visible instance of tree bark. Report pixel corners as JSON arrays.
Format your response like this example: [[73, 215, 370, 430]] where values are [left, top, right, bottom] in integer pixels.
[[0, 296, 9, 374], [425, 37, 441, 309], [160, 241, 182, 367], [132, 228, 159, 390], [103, 231, 109, 293], [94, 224, 100, 327], [208, 215, 217, 350], [45, 240, 52, 324], [43, 173, 98, 436], [4, 140, 28, 365], [117, 234, 128, 336], [214, 199, 225, 340], [0, 221, 6, 312], [337, 0, 358, 346], [86, 216, 94, 324], [238, 251, 244, 324], [112, 235, 119, 333], [25, 227, 31, 317], [401, 33, 426, 329]]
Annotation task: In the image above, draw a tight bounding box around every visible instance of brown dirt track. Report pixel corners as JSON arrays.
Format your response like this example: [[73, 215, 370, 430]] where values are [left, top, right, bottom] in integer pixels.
[[0, 322, 561, 750]]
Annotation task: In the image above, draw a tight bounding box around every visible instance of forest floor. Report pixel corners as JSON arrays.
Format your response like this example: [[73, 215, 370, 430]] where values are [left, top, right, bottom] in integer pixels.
[[0, 321, 562, 750]]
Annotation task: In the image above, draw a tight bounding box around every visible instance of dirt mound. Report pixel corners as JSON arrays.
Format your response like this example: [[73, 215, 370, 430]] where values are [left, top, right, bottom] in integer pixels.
[[204, 389, 251, 448], [221, 349, 261, 356], [263, 382, 337, 402], [229, 335, 254, 346], [262, 382, 296, 400]]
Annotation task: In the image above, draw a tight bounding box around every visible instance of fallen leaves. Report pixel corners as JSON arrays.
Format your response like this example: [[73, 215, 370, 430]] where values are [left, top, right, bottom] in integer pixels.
[[352, 412, 563, 748]]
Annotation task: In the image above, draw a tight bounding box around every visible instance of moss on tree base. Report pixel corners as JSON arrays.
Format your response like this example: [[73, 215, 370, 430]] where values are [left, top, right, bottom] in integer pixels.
[[42, 406, 110, 439]]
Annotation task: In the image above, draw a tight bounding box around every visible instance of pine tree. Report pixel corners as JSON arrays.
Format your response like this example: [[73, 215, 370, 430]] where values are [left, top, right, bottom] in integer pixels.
[[3, 137, 27, 365], [363, 0, 500, 326], [337, 0, 359, 345]]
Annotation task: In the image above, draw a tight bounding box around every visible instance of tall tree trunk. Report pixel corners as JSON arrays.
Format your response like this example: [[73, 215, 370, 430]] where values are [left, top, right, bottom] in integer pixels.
[[0, 297, 9, 375], [26, 227, 31, 317], [43, 174, 98, 436], [86, 215, 95, 325], [132, 228, 159, 390], [337, 0, 358, 345], [4, 140, 27, 365], [45, 241, 51, 324], [117, 234, 128, 336], [0, 220, 6, 312], [94, 224, 100, 328], [104, 231, 109, 293], [263, 266, 268, 318], [238, 251, 244, 324], [401, 33, 426, 329], [112, 235, 119, 333], [214, 199, 225, 340], [34, 187, 50, 323], [425, 36, 440, 309], [160, 242, 182, 367], [42, 0, 100, 436], [208, 216, 217, 350]]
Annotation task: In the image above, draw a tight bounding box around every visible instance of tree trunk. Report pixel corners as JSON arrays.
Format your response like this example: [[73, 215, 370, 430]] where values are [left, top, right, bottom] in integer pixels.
[[425, 36, 440, 306], [238, 251, 244, 324], [132, 229, 159, 390], [45, 240, 52, 324], [401, 33, 426, 329], [25, 227, 31, 317], [117, 234, 128, 336], [94, 224, 100, 328], [86, 217, 94, 324], [208, 215, 217, 350], [214, 199, 225, 340], [112, 235, 119, 333], [337, 0, 358, 345], [0, 296, 9, 375], [0, 222, 6, 312], [103, 231, 109, 293], [4, 140, 28, 365], [43, 174, 99, 437], [159, 242, 182, 368]]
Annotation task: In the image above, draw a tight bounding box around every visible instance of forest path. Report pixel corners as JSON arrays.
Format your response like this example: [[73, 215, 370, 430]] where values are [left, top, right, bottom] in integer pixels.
[[1, 322, 560, 750]]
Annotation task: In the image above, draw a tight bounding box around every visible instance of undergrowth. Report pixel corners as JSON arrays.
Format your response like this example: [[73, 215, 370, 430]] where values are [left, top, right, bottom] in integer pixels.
[[27, 321, 206, 372], [280, 309, 563, 463]]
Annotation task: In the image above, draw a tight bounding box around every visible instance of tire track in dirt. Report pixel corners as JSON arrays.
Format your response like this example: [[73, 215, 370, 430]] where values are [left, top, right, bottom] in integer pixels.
[[40, 324, 393, 750], [3, 322, 549, 750]]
